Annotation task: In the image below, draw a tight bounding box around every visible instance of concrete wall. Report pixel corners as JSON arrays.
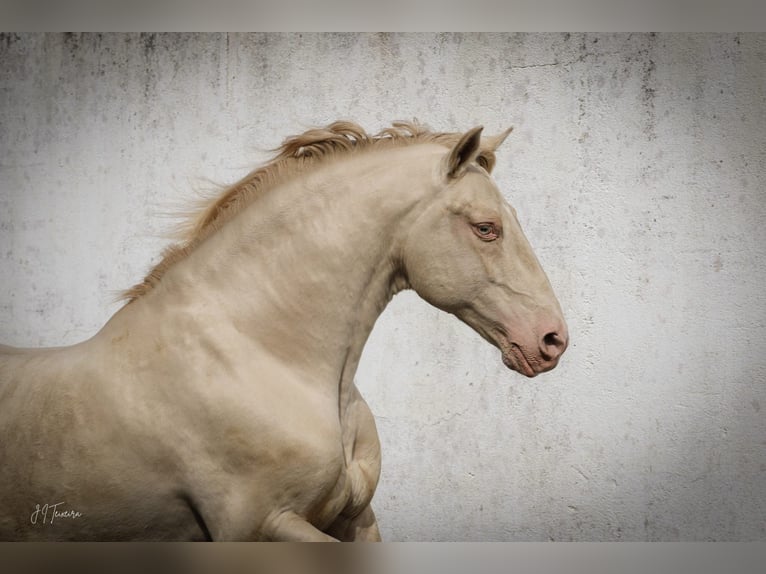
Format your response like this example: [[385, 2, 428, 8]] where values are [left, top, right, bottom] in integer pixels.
[[1, 33, 764, 541]]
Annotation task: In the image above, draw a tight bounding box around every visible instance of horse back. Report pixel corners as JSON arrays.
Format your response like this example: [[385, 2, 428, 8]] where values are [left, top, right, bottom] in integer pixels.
[[0, 343, 39, 354]]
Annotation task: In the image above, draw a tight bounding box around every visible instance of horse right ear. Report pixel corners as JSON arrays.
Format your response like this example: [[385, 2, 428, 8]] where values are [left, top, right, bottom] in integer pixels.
[[446, 126, 483, 179]]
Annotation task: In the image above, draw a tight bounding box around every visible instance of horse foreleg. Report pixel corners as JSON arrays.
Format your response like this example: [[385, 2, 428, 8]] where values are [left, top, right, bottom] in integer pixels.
[[347, 505, 382, 541], [326, 505, 382, 542], [268, 511, 339, 542]]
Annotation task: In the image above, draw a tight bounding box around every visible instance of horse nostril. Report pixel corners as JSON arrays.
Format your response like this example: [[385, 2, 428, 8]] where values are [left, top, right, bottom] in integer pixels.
[[543, 332, 560, 348], [541, 331, 567, 360]]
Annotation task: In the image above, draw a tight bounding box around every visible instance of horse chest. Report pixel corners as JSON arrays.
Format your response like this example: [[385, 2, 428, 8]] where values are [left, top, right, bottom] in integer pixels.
[[218, 388, 378, 527]]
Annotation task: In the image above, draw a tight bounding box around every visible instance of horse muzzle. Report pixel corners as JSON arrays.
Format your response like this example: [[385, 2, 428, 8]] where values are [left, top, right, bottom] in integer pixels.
[[500, 321, 569, 378]]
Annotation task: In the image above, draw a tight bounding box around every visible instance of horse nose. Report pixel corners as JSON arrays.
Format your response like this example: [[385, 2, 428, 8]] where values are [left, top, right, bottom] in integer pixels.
[[539, 325, 568, 362]]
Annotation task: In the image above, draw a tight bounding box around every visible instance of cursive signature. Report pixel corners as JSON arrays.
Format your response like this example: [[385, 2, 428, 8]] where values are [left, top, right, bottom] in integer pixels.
[[30, 502, 83, 525]]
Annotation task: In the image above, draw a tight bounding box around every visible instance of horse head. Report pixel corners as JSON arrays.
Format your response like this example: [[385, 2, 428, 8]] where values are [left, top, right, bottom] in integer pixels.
[[402, 126, 568, 377]]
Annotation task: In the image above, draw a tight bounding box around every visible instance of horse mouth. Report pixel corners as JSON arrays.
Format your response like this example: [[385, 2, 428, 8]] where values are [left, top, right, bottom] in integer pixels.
[[501, 344, 538, 378], [482, 324, 538, 378], [462, 316, 548, 378]]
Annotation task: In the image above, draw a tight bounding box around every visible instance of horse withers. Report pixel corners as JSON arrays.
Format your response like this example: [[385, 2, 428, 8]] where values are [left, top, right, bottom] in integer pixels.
[[0, 121, 567, 540]]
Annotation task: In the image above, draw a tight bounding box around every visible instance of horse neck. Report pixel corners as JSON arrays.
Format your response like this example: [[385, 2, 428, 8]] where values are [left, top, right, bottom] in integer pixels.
[[120, 144, 442, 386]]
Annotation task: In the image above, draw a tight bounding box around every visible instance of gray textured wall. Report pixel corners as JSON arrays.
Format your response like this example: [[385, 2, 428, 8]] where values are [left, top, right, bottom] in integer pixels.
[[1, 33, 764, 541]]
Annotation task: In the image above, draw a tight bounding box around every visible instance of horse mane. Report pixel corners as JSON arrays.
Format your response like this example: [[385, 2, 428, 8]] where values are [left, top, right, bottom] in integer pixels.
[[121, 120, 498, 303]]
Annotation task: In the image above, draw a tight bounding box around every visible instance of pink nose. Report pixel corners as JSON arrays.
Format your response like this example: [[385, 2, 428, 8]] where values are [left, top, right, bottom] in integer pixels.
[[539, 324, 569, 363]]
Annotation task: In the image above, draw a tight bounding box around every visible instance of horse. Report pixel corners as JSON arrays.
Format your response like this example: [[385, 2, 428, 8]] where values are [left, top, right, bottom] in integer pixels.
[[0, 121, 568, 541]]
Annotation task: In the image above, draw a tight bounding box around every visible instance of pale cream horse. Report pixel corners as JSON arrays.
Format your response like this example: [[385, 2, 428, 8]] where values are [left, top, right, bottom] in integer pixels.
[[0, 121, 568, 541]]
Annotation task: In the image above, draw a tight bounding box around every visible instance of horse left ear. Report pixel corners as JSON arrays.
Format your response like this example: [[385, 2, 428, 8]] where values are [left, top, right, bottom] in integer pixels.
[[476, 127, 513, 173], [484, 127, 513, 151], [446, 126, 483, 179]]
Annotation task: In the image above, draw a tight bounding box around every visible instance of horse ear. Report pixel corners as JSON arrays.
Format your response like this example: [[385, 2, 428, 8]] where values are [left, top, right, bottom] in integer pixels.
[[484, 127, 513, 151], [446, 126, 483, 179], [476, 127, 513, 173]]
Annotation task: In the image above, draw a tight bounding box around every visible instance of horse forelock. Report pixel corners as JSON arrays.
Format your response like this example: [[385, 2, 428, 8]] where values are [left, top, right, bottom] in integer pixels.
[[121, 120, 497, 303]]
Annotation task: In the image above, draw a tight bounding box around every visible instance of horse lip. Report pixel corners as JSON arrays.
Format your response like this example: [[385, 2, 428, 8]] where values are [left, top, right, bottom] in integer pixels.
[[492, 326, 538, 378], [502, 344, 538, 378]]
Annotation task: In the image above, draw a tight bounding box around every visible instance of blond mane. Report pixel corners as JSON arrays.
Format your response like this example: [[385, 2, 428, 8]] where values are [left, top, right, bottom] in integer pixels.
[[122, 120, 498, 302]]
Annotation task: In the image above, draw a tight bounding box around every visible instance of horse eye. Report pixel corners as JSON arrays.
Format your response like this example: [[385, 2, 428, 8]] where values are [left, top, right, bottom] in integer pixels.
[[473, 222, 498, 240]]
